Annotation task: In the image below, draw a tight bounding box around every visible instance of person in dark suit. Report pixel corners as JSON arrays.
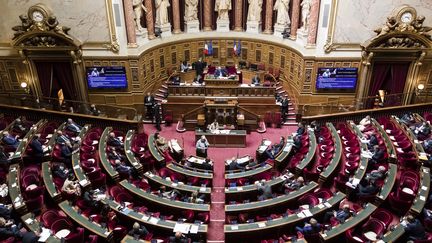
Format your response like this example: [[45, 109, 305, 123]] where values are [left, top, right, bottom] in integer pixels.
[[295, 218, 322, 235], [61, 142, 74, 166], [257, 180, 273, 201], [29, 134, 44, 159], [281, 97, 289, 122], [108, 149, 126, 161], [107, 132, 123, 148], [89, 104, 101, 116], [66, 118, 82, 135], [144, 92, 155, 120], [0, 204, 13, 220], [1, 132, 19, 149], [252, 73, 260, 85], [296, 122, 305, 136], [114, 160, 133, 176], [293, 135, 302, 152], [0, 217, 22, 238], [370, 145, 385, 164], [13, 118, 28, 134], [128, 222, 150, 240], [227, 159, 244, 171], [365, 166, 386, 182], [323, 204, 353, 224], [368, 134, 379, 150], [154, 103, 162, 131], [55, 130, 70, 145], [0, 146, 11, 167], [356, 179, 378, 197], [194, 58, 205, 77], [21, 231, 39, 243], [82, 189, 100, 209], [52, 163, 69, 180], [214, 67, 228, 77], [404, 214, 426, 241], [168, 231, 189, 243]]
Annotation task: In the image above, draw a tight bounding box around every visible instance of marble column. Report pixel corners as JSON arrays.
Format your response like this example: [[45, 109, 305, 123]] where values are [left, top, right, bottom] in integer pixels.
[[123, 0, 137, 46], [233, 0, 243, 31], [144, 0, 155, 39], [263, 0, 274, 34], [307, 0, 320, 45], [203, 0, 212, 31], [172, 0, 181, 34], [290, 0, 301, 39]]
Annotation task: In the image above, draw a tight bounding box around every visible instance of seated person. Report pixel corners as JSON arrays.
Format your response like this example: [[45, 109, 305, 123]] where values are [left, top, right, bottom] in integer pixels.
[[0, 203, 13, 219], [55, 130, 71, 145], [310, 120, 321, 134], [367, 134, 379, 150], [82, 189, 100, 209], [99, 204, 116, 227], [358, 115, 371, 131], [370, 145, 385, 164], [266, 136, 285, 159], [284, 176, 305, 192], [252, 73, 260, 85], [0, 217, 22, 239], [365, 166, 386, 182], [108, 149, 126, 161], [128, 222, 150, 240], [171, 75, 181, 85], [180, 61, 188, 72], [201, 158, 213, 171], [154, 133, 169, 152], [66, 118, 82, 135], [188, 190, 205, 204], [323, 204, 354, 224], [13, 118, 29, 134], [296, 122, 305, 136], [356, 179, 378, 197], [114, 160, 133, 176], [207, 120, 219, 132], [61, 173, 82, 196], [257, 180, 273, 201], [214, 66, 228, 77], [401, 113, 416, 129], [403, 214, 426, 241], [168, 231, 189, 243], [0, 146, 11, 167], [157, 186, 181, 200], [415, 121, 431, 138], [89, 104, 101, 116], [107, 132, 123, 148], [61, 141, 75, 166], [1, 131, 19, 149], [295, 218, 322, 235], [29, 134, 46, 158], [423, 139, 432, 152], [52, 163, 70, 180]]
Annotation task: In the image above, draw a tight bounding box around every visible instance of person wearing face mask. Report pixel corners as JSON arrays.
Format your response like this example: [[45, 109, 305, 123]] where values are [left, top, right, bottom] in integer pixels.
[[196, 135, 209, 158]]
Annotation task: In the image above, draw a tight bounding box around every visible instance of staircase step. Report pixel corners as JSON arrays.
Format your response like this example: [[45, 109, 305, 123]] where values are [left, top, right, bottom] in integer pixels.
[[155, 93, 165, 98], [161, 85, 168, 89], [283, 121, 298, 125], [288, 107, 295, 111], [158, 88, 166, 93]]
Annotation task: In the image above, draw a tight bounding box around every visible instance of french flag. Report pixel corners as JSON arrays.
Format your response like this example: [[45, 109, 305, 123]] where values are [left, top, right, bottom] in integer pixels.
[[233, 41, 237, 56], [203, 41, 209, 55], [208, 41, 213, 56]]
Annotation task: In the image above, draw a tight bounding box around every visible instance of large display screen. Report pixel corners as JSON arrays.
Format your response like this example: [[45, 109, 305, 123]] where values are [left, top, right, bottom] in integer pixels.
[[316, 67, 358, 91], [86, 66, 127, 89]]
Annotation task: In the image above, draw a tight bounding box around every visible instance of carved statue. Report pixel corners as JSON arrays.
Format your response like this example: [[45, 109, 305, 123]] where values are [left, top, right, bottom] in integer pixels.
[[247, 0, 263, 22], [132, 0, 147, 31], [372, 16, 398, 40], [274, 0, 290, 27], [300, 0, 311, 30], [215, 0, 232, 20], [184, 0, 198, 22], [155, 0, 171, 26], [413, 15, 432, 39], [12, 15, 33, 39], [46, 16, 72, 39]]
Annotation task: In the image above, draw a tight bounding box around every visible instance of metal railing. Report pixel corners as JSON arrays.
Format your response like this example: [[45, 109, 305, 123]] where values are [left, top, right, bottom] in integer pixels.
[[0, 94, 138, 121]]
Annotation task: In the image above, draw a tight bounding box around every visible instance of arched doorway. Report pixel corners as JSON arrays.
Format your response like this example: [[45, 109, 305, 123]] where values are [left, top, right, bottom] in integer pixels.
[[11, 4, 87, 103], [357, 5, 431, 109]]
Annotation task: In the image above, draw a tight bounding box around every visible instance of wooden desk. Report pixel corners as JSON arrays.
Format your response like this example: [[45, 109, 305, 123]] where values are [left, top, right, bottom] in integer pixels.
[[103, 198, 207, 235], [42, 162, 62, 202], [148, 133, 165, 163], [225, 163, 272, 180], [376, 163, 397, 203], [410, 166, 430, 215], [382, 224, 405, 242], [99, 127, 120, 181], [296, 129, 317, 174], [167, 163, 213, 179], [120, 180, 210, 212], [46, 122, 66, 156], [121, 235, 151, 243], [204, 74, 239, 87], [225, 175, 286, 200], [225, 192, 345, 233], [319, 123, 342, 183], [195, 129, 246, 148], [225, 182, 318, 213], [8, 164, 26, 214], [320, 203, 377, 241], [59, 201, 113, 241], [10, 119, 45, 162], [144, 171, 211, 194], [72, 124, 91, 189], [275, 137, 294, 167], [124, 130, 143, 173], [21, 213, 59, 243], [349, 123, 368, 185]]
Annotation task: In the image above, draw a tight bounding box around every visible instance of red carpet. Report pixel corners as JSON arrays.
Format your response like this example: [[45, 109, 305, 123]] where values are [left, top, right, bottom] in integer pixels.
[[143, 123, 297, 241]]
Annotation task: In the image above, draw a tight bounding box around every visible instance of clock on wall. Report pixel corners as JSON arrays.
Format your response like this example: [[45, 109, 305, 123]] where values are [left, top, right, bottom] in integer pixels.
[[27, 4, 51, 23], [394, 5, 417, 25]]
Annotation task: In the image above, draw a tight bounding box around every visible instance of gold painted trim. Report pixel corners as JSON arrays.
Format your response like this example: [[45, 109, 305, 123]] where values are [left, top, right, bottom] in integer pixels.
[[104, 0, 120, 53], [324, 0, 361, 53]]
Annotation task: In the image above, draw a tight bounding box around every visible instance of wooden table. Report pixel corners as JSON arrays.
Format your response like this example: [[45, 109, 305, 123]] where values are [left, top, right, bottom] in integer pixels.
[[196, 129, 246, 148], [204, 74, 239, 86]]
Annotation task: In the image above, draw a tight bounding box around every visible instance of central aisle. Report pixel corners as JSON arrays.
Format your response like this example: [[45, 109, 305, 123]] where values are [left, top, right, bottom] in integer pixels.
[[207, 155, 226, 242]]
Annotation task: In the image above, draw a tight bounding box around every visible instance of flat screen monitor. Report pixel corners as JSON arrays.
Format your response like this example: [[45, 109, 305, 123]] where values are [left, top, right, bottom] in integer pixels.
[[316, 67, 358, 91], [86, 66, 127, 89]]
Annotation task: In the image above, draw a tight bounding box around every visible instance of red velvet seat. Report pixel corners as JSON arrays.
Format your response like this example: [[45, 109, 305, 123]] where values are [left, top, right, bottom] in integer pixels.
[[371, 208, 394, 227], [41, 210, 64, 228], [24, 185, 45, 199], [115, 193, 133, 204], [298, 193, 319, 207], [164, 110, 173, 126], [182, 210, 195, 223], [21, 174, 40, 189]]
